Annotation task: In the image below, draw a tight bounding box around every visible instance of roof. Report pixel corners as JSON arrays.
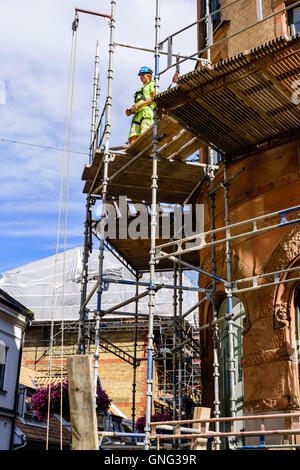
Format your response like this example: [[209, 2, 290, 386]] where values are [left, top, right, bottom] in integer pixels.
[[154, 34, 300, 158], [0, 287, 31, 318], [16, 416, 70, 447], [19, 365, 46, 389], [19, 365, 63, 389]]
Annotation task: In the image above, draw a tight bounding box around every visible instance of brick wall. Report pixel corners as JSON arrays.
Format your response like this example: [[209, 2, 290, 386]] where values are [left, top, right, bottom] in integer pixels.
[[22, 325, 149, 422], [208, 0, 288, 63]]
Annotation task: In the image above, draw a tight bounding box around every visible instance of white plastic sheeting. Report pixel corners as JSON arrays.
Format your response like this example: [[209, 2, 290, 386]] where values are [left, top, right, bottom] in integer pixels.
[[0, 247, 199, 325]]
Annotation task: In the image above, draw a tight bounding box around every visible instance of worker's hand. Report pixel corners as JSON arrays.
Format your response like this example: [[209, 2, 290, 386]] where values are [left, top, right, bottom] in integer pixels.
[[126, 105, 139, 116], [172, 72, 180, 83]]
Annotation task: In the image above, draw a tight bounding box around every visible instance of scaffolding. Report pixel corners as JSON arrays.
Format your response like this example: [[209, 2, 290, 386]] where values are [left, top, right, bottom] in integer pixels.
[[72, 0, 300, 450]]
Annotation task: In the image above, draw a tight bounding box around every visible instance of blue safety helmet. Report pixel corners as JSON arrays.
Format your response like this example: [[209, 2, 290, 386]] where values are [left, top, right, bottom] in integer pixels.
[[138, 66, 153, 76]]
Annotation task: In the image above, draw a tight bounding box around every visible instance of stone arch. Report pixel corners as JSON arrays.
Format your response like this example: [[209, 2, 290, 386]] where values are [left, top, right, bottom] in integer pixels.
[[264, 228, 300, 330]]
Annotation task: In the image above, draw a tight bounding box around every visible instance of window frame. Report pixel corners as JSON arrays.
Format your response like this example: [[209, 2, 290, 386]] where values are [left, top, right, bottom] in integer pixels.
[[210, 0, 221, 30], [0, 345, 8, 392], [288, 6, 300, 35]]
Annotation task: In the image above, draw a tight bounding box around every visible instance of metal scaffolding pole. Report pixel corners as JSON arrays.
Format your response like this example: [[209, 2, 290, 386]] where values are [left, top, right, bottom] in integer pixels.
[[90, 41, 100, 163], [102, 277, 212, 294], [77, 197, 93, 354], [172, 262, 178, 423], [94, 0, 116, 402], [223, 157, 236, 421], [78, 38, 100, 355], [178, 262, 183, 425], [144, 0, 160, 450], [178, 261, 183, 448], [205, 0, 212, 64], [208, 148, 221, 450], [132, 273, 139, 433]]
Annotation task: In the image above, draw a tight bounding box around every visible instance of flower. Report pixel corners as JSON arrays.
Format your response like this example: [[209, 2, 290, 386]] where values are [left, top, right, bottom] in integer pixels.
[[31, 380, 112, 421]]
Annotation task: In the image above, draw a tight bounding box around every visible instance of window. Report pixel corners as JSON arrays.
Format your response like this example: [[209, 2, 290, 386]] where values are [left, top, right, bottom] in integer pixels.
[[17, 386, 47, 428], [213, 149, 222, 164], [218, 297, 245, 415], [218, 297, 245, 447], [0, 341, 7, 391], [210, 0, 221, 30], [203, 0, 221, 47], [288, 7, 300, 35]]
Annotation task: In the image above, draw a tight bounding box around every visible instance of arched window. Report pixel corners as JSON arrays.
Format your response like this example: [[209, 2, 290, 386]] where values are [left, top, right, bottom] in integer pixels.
[[218, 296, 245, 418]]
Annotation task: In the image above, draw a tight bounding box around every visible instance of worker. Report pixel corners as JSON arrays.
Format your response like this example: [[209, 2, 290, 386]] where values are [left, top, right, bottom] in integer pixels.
[[126, 66, 155, 145]]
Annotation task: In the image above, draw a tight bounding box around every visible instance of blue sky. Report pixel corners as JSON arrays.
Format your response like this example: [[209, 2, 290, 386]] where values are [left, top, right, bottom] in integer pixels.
[[0, 0, 197, 273]]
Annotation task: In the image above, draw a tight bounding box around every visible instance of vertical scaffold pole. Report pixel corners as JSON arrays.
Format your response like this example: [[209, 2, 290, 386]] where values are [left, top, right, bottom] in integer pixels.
[[132, 273, 139, 434], [223, 157, 236, 422], [144, 0, 160, 450], [90, 41, 100, 163], [178, 261, 183, 448], [178, 262, 183, 422], [78, 42, 100, 354], [94, 0, 116, 403], [172, 262, 178, 423], [208, 148, 221, 450], [77, 197, 92, 354], [205, 0, 213, 63]]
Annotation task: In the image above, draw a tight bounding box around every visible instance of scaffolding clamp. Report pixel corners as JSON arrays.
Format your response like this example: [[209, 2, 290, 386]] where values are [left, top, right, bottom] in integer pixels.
[[224, 283, 232, 295]]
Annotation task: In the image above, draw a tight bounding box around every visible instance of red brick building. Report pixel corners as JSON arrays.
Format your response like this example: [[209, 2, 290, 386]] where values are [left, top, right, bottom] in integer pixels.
[[194, 0, 300, 434]]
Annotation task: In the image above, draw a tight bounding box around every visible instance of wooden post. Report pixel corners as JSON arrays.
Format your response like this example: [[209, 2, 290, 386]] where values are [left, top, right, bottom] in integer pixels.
[[190, 406, 211, 451], [67, 355, 99, 450]]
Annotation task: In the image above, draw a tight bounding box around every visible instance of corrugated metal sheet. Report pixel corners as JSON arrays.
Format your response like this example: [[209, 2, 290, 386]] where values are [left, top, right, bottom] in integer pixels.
[[155, 35, 300, 157]]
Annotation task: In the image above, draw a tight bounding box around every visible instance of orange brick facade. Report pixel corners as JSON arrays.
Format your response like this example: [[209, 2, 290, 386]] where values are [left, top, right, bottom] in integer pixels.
[[200, 0, 289, 64], [198, 138, 300, 412], [197, 0, 300, 417]]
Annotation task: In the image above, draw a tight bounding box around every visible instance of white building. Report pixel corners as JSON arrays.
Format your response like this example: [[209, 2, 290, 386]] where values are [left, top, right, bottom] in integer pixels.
[[0, 289, 31, 450]]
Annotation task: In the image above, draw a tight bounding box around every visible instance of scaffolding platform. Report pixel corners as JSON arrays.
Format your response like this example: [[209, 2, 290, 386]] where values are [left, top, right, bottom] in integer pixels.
[[107, 226, 200, 272], [124, 115, 204, 160], [82, 115, 206, 204], [83, 153, 205, 204], [155, 35, 300, 157]]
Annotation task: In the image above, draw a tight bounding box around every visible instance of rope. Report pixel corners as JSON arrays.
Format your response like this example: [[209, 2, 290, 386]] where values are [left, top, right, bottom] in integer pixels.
[[46, 27, 78, 451], [59, 26, 78, 450]]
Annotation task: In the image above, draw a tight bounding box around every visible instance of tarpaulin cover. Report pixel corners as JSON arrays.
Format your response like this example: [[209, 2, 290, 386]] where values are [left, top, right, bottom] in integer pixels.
[[0, 247, 199, 326]]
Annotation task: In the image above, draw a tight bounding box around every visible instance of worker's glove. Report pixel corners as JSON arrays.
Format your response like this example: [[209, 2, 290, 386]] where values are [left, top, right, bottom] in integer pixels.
[[172, 72, 180, 83], [126, 105, 138, 116]]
